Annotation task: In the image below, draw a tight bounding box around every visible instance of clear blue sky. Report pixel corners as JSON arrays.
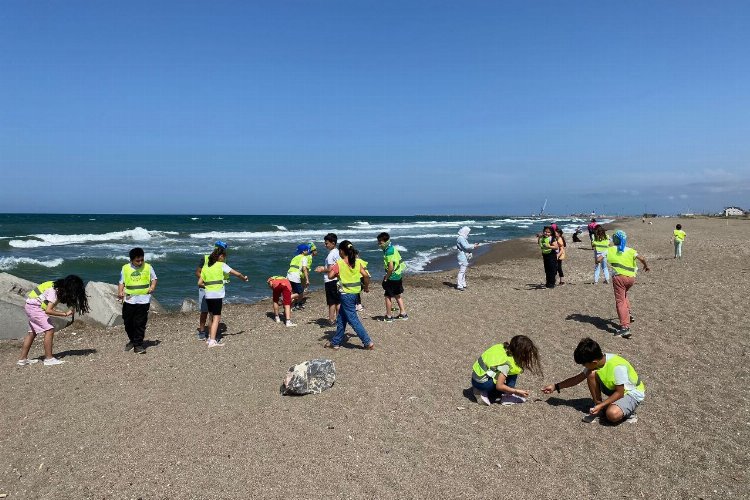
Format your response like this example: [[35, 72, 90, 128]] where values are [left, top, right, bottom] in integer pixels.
[[1, 1, 748, 215]]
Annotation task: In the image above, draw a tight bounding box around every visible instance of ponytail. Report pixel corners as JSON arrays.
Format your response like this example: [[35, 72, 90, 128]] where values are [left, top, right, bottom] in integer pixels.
[[208, 247, 225, 267], [338, 240, 357, 266]]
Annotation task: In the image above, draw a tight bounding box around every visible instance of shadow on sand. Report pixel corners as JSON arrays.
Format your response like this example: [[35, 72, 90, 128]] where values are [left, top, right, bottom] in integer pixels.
[[565, 313, 618, 333], [55, 348, 97, 359]]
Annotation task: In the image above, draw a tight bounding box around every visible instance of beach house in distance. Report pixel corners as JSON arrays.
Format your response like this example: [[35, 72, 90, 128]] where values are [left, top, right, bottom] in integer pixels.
[[722, 206, 747, 216]]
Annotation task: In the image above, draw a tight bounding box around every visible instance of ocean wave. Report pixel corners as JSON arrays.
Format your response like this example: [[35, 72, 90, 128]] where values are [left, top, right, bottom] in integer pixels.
[[404, 247, 448, 272], [274, 225, 288, 231], [0, 257, 64, 271], [394, 244, 408, 252], [9, 227, 172, 248]]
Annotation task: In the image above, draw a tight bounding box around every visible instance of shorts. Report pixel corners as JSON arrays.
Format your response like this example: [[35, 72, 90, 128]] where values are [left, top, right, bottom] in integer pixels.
[[325, 281, 341, 306], [600, 381, 641, 417], [290, 281, 304, 295], [272, 284, 292, 306], [25, 302, 54, 334], [198, 287, 209, 313], [382, 278, 404, 297], [205, 298, 223, 316]]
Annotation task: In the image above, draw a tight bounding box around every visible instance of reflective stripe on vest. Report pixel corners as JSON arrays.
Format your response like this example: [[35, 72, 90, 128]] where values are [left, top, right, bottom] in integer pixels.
[[28, 281, 54, 310], [202, 261, 226, 293], [337, 259, 363, 294], [472, 344, 523, 382], [122, 263, 152, 295], [596, 354, 645, 395], [592, 240, 609, 252]]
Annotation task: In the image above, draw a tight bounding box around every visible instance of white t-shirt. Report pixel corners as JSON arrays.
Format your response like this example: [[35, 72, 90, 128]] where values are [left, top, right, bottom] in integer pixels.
[[287, 256, 308, 283], [323, 250, 340, 283], [119, 264, 158, 304], [204, 263, 233, 299], [584, 353, 645, 402]]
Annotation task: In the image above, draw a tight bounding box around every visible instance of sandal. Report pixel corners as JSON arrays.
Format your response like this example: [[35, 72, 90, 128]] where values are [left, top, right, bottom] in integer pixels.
[[364, 343, 375, 350], [324, 342, 341, 350]]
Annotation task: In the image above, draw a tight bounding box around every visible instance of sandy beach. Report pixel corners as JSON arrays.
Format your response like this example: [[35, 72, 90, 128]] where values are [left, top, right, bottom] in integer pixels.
[[0, 217, 748, 499]]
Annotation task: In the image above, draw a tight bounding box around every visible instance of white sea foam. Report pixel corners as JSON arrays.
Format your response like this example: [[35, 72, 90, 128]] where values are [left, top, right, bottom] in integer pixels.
[[394, 244, 408, 252], [8, 227, 172, 248], [191, 217, 200, 220], [0, 257, 64, 271], [274, 225, 288, 231], [404, 247, 447, 272]]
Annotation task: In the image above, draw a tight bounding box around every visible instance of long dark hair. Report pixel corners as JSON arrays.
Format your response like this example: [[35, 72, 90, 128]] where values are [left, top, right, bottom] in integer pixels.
[[53, 275, 89, 314], [594, 225, 608, 242], [338, 240, 357, 266], [505, 335, 542, 375], [207, 246, 226, 267]]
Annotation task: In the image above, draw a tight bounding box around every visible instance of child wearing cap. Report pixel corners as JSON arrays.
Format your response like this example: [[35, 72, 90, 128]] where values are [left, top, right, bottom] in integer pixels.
[[195, 240, 229, 340], [287, 244, 310, 310]]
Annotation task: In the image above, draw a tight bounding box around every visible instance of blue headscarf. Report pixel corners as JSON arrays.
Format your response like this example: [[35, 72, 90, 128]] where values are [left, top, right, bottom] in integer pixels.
[[613, 230, 627, 252]]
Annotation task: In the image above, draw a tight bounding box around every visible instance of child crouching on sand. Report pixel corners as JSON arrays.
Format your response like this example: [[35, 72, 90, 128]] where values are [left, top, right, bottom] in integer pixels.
[[471, 335, 541, 406], [542, 337, 644, 424], [18, 275, 90, 367]]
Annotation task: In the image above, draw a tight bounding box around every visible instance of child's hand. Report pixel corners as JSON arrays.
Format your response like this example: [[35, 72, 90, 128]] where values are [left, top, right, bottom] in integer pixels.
[[515, 389, 530, 398], [242, 275, 249, 282], [66, 310, 74, 317], [590, 404, 604, 415], [541, 384, 555, 394], [315, 266, 325, 273]]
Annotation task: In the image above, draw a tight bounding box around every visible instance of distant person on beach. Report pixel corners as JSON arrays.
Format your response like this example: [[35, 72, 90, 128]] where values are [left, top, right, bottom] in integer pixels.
[[587, 218, 598, 242], [537, 226, 559, 288], [196, 240, 229, 340], [673, 224, 686, 259], [287, 244, 310, 311], [267, 276, 297, 327], [17, 275, 90, 367], [555, 228, 567, 285], [377, 232, 408, 321], [572, 228, 583, 243], [542, 337, 644, 424], [315, 233, 340, 325], [117, 247, 157, 354], [324, 241, 374, 350], [456, 226, 478, 291], [596, 230, 650, 338], [591, 226, 611, 284], [471, 335, 542, 406], [197, 246, 249, 347]]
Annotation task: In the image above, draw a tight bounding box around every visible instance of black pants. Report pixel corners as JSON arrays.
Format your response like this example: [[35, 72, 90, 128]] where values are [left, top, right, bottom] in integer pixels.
[[542, 253, 558, 288], [557, 258, 564, 278], [122, 302, 150, 346]]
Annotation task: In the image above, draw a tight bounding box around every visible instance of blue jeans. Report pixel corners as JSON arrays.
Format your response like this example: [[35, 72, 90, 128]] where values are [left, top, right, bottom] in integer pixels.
[[331, 293, 372, 347], [594, 252, 610, 283], [471, 374, 517, 394]]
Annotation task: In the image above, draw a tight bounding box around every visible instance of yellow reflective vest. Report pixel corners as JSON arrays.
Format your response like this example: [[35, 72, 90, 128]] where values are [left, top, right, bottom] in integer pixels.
[[338, 258, 364, 294], [606, 247, 638, 277], [122, 263, 152, 296], [596, 354, 645, 396], [27, 281, 54, 310], [472, 344, 523, 383]]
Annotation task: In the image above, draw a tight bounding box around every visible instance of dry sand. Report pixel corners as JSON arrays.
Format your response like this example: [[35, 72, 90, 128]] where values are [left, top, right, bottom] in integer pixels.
[[1, 217, 748, 499]]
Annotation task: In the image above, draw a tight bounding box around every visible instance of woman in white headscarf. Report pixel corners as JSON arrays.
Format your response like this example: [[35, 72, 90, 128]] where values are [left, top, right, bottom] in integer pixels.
[[456, 226, 478, 291]]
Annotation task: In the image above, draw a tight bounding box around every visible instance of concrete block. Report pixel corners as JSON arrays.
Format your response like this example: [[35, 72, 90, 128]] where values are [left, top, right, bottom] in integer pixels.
[[79, 281, 165, 328], [181, 298, 198, 312], [0, 273, 71, 340]]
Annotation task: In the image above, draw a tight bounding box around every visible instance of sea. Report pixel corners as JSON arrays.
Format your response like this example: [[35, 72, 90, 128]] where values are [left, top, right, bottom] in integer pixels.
[[0, 214, 593, 309]]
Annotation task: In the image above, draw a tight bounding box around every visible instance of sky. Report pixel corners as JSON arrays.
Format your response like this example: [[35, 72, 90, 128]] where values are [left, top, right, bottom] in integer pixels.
[[1, 1, 749, 215]]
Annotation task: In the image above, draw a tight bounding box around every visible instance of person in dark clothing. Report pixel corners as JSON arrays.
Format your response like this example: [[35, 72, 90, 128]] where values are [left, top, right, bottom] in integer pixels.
[[537, 226, 559, 288]]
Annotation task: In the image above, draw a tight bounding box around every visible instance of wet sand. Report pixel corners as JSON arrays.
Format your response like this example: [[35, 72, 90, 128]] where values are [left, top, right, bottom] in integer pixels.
[[1, 217, 748, 498]]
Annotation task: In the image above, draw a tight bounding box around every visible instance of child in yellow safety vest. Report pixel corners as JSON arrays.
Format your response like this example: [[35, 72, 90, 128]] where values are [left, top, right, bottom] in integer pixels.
[[17, 275, 90, 367], [673, 224, 686, 259], [287, 244, 310, 310], [596, 230, 649, 338], [198, 246, 249, 347], [542, 337, 645, 424], [377, 232, 408, 322], [117, 247, 158, 354], [471, 335, 542, 406]]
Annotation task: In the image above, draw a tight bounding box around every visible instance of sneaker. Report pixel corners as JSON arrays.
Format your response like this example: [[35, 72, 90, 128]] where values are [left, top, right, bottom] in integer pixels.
[[274, 316, 281, 323], [500, 394, 527, 406], [381, 316, 394, 323], [16, 359, 40, 366], [473, 388, 491, 406], [124, 342, 135, 352], [207, 339, 225, 348], [355, 304, 364, 311], [133, 345, 146, 354], [616, 328, 632, 339], [43, 357, 65, 366], [603, 280, 609, 284], [196, 330, 208, 340], [582, 413, 600, 423], [285, 321, 297, 328], [396, 314, 409, 321], [624, 414, 638, 424], [456, 287, 465, 291]]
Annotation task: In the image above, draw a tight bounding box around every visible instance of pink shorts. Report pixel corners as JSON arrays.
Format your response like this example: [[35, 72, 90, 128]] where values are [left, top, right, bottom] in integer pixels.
[[25, 302, 54, 334]]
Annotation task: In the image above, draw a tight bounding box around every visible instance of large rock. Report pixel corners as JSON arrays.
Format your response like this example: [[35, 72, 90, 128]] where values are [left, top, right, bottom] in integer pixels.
[[80, 281, 165, 327], [180, 298, 198, 312], [0, 273, 71, 340], [281, 359, 336, 396]]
